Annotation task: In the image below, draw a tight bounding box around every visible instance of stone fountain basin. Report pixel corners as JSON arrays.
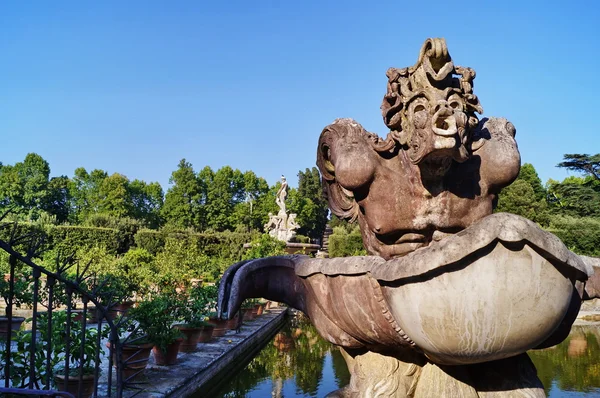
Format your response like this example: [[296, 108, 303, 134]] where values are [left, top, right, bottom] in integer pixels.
[[296, 213, 592, 365]]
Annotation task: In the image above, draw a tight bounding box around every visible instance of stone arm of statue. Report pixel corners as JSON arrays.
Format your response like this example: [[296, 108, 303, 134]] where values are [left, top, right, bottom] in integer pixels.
[[217, 255, 309, 319], [472, 117, 521, 194], [317, 119, 381, 221]]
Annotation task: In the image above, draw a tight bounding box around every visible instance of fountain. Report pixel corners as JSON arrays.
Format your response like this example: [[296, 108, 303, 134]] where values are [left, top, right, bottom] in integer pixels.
[[263, 175, 321, 254], [218, 38, 595, 397]]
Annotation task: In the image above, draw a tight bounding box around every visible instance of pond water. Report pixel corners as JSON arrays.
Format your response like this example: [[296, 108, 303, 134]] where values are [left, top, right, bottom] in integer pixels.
[[213, 316, 600, 398]]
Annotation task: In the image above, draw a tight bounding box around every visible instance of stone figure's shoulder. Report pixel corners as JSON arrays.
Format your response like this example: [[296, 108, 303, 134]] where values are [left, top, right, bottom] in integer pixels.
[[471, 116, 521, 192]]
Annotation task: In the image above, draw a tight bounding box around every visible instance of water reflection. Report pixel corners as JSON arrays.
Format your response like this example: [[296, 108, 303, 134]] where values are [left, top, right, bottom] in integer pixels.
[[213, 314, 348, 397], [530, 324, 600, 397], [215, 315, 600, 398]]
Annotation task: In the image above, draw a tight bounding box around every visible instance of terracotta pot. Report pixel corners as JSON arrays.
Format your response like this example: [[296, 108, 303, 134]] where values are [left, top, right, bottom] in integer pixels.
[[208, 318, 228, 337], [54, 373, 96, 398], [242, 307, 255, 321], [252, 303, 264, 316], [197, 324, 214, 343], [225, 313, 240, 330], [0, 316, 25, 339], [152, 338, 183, 366], [109, 342, 153, 381], [175, 325, 204, 352], [109, 301, 135, 320]]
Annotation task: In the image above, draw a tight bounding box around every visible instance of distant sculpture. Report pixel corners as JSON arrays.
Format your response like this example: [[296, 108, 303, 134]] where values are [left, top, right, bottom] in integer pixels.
[[220, 38, 594, 397], [264, 175, 299, 242], [275, 175, 288, 213]]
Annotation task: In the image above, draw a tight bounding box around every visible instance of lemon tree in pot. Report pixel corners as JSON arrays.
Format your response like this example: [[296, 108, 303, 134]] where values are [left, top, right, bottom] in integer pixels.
[[129, 293, 183, 366], [175, 286, 215, 351], [51, 311, 107, 398], [0, 263, 33, 339]]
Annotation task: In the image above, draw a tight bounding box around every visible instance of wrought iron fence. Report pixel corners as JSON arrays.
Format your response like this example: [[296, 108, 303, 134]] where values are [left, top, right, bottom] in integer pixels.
[[0, 219, 147, 398]]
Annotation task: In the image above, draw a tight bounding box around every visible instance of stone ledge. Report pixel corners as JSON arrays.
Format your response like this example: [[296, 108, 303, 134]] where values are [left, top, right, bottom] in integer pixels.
[[116, 308, 288, 398]]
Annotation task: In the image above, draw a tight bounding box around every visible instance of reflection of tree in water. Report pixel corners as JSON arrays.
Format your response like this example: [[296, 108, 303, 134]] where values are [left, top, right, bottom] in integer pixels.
[[215, 314, 338, 398], [331, 348, 351, 387], [529, 325, 600, 395]]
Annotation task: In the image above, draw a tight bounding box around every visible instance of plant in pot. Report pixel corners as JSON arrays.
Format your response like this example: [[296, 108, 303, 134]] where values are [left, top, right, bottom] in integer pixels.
[[90, 273, 137, 321], [129, 293, 183, 366], [241, 298, 259, 322], [40, 310, 107, 398], [175, 286, 215, 351], [0, 262, 33, 339], [203, 283, 232, 336], [107, 315, 154, 382]]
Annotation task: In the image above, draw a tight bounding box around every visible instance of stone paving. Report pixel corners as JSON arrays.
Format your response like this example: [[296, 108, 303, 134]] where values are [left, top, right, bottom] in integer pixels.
[[97, 307, 287, 398]]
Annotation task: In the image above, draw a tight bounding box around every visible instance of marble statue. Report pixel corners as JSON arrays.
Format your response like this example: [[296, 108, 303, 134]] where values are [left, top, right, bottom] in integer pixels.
[[218, 38, 595, 397], [264, 175, 299, 242]]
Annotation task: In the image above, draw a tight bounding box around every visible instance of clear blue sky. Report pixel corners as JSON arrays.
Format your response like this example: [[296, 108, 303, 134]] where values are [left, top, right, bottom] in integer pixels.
[[1, 1, 599, 190]]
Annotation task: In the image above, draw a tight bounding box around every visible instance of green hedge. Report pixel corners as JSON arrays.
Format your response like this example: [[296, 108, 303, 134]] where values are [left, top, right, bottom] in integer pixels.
[[546, 215, 600, 257], [49, 225, 122, 254], [328, 226, 366, 257], [0, 223, 122, 254], [134, 229, 257, 262]]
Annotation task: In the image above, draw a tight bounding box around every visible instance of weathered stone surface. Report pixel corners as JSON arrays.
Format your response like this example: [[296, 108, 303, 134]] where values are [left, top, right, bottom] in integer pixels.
[[218, 38, 593, 397], [317, 38, 520, 260]]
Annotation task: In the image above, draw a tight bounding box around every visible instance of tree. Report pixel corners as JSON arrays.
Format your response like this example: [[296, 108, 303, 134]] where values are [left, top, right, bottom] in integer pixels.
[[129, 180, 164, 228], [204, 166, 244, 231], [97, 173, 130, 218], [496, 179, 548, 223], [547, 176, 600, 218], [558, 154, 600, 182], [518, 163, 546, 202], [0, 153, 52, 220], [495, 163, 549, 225], [291, 168, 329, 240], [162, 159, 202, 229], [231, 171, 270, 232], [68, 167, 108, 222], [44, 176, 71, 223]]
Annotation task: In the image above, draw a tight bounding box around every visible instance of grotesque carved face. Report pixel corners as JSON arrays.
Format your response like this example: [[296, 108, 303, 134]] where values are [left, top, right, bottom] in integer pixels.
[[381, 38, 483, 165]]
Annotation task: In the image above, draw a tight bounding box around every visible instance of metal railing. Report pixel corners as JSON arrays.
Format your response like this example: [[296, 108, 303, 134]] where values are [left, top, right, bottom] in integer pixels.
[[0, 220, 147, 398]]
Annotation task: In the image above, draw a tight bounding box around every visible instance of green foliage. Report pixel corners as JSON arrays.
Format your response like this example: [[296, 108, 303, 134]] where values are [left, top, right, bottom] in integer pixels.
[[242, 234, 286, 260], [496, 163, 549, 226], [0, 267, 34, 314], [547, 176, 600, 218], [177, 285, 217, 327], [49, 225, 122, 255], [292, 167, 329, 240], [134, 229, 165, 255], [545, 215, 600, 256], [496, 179, 549, 225], [129, 293, 182, 352], [328, 226, 366, 257], [1, 310, 108, 388], [162, 159, 203, 229], [558, 154, 600, 182]]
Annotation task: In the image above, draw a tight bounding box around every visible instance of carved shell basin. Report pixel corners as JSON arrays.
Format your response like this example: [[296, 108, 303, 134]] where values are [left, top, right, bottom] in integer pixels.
[[296, 213, 593, 366]]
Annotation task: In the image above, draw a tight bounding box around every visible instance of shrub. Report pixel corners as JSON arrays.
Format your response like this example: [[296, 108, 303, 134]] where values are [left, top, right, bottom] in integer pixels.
[[546, 215, 600, 256], [242, 234, 286, 260], [328, 226, 366, 258]]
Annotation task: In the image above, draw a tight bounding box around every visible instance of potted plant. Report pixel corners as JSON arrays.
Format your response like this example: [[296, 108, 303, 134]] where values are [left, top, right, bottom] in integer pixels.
[[174, 286, 215, 352], [241, 299, 258, 322], [35, 310, 107, 398], [129, 293, 183, 366], [0, 268, 33, 339], [107, 316, 154, 381], [202, 284, 230, 337]]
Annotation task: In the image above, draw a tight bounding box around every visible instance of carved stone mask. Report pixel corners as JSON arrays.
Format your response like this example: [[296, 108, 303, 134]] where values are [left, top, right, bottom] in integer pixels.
[[380, 38, 483, 164]]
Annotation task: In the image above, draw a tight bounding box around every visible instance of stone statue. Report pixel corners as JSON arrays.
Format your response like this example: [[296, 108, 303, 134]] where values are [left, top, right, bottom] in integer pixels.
[[218, 38, 594, 397], [275, 175, 288, 213], [264, 175, 299, 242]]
